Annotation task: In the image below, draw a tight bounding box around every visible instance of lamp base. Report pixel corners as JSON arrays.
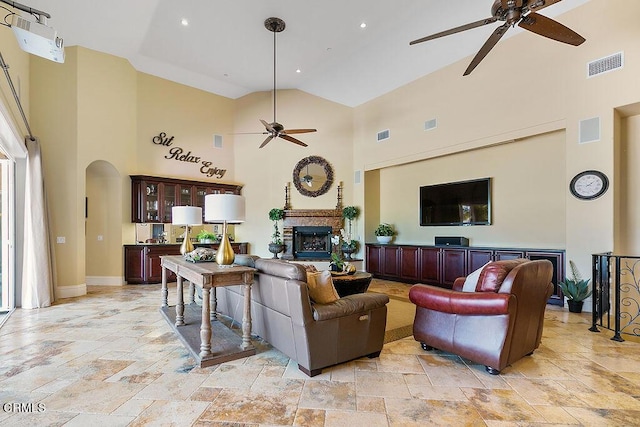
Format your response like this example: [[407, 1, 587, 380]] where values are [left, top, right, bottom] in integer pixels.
[[216, 222, 235, 266], [180, 225, 194, 255]]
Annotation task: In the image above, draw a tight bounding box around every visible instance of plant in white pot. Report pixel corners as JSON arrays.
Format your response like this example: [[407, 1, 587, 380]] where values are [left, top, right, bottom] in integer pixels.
[[374, 223, 395, 244], [559, 260, 592, 313], [196, 229, 217, 244]]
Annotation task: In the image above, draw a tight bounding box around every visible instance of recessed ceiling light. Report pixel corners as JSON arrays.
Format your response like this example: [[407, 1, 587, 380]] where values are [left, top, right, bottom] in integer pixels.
[[296, 69, 301, 73], [181, 18, 189, 26], [360, 22, 367, 29]]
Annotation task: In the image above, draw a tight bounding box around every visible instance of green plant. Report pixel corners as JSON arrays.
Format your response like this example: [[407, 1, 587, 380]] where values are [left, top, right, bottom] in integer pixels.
[[559, 260, 592, 301], [196, 229, 216, 241], [330, 252, 344, 271], [342, 206, 359, 221], [374, 223, 395, 237], [268, 208, 285, 244]]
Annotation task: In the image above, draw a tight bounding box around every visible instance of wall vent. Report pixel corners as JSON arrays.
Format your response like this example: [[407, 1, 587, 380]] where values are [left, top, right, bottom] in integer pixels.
[[213, 134, 223, 148], [587, 52, 623, 78], [579, 117, 600, 144], [424, 118, 437, 131], [377, 129, 390, 142]]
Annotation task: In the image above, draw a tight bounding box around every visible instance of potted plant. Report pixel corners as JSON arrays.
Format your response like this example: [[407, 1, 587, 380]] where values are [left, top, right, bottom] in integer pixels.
[[268, 208, 285, 258], [196, 229, 217, 244], [341, 206, 359, 259], [374, 223, 395, 244], [559, 260, 592, 313]]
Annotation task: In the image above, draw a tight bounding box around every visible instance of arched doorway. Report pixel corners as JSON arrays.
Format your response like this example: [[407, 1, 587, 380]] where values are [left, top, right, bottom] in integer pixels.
[[85, 161, 123, 285]]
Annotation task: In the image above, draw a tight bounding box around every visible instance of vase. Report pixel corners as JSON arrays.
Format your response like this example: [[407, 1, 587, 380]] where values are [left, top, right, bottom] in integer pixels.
[[268, 243, 285, 259], [376, 236, 392, 244], [341, 243, 356, 259], [567, 300, 584, 313]]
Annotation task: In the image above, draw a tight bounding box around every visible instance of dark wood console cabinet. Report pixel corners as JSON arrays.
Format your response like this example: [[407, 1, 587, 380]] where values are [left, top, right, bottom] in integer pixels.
[[366, 243, 565, 305], [124, 243, 248, 284], [131, 175, 243, 223]]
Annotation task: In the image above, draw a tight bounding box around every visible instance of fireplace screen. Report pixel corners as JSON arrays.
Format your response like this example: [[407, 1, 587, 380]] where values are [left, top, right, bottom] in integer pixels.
[[293, 226, 332, 259]]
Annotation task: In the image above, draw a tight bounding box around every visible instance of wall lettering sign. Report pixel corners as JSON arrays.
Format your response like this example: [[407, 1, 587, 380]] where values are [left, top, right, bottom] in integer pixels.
[[152, 132, 226, 179]]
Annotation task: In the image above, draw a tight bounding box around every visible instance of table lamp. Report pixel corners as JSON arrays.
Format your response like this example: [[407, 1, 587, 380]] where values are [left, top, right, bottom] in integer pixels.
[[205, 194, 245, 266], [172, 206, 203, 255]]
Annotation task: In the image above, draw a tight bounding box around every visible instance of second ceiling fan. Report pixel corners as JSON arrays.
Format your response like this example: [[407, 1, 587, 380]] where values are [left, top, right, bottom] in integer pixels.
[[410, 0, 586, 76], [255, 17, 316, 148]]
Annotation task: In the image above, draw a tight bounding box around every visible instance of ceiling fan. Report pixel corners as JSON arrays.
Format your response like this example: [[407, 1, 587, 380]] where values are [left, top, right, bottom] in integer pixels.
[[409, 0, 585, 76], [251, 17, 317, 149]]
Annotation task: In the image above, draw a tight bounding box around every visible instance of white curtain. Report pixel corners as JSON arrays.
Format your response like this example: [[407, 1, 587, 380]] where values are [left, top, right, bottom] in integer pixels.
[[21, 137, 55, 308]]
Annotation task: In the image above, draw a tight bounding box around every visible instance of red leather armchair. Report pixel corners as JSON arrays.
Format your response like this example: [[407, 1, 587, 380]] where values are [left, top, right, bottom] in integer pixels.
[[409, 259, 553, 374]]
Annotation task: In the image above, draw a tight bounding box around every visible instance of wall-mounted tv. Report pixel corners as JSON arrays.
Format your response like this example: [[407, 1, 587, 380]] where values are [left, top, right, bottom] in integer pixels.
[[420, 178, 491, 226]]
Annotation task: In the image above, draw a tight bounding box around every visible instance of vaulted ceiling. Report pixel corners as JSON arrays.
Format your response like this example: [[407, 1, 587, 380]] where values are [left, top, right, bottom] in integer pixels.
[[25, 0, 589, 107]]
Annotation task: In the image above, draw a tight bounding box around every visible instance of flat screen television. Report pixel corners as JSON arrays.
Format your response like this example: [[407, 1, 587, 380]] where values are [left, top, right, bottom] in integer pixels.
[[420, 178, 491, 226]]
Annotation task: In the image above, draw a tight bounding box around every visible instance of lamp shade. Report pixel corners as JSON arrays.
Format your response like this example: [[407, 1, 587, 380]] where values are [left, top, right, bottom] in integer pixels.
[[205, 194, 245, 224], [171, 206, 203, 225]]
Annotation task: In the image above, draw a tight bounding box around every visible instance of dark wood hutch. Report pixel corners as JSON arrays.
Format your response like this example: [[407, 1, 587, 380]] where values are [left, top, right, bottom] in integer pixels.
[[125, 175, 246, 284]]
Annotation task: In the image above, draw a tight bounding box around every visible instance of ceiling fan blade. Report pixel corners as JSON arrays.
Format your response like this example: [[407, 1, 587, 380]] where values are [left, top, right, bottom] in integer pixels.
[[282, 128, 317, 135], [279, 134, 308, 147], [409, 17, 498, 45], [259, 135, 274, 148], [518, 12, 585, 46], [260, 119, 276, 133], [527, 0, 563, 13], [463, 23, 510, 76]]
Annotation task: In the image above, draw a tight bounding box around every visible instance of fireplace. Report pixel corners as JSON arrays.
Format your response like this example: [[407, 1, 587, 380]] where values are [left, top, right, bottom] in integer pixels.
[[281, 208, 343, 260], [294, 226, 332, 259]]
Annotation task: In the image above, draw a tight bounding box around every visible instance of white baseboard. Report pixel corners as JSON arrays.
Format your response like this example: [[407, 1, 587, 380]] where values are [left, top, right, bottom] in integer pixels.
[[56, 283, 87, 299], [86, 276, 124, 286]]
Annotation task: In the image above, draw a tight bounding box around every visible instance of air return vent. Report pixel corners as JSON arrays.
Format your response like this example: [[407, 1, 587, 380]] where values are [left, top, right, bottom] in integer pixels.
[[213, 134, 223, 148], [587, 52, 623, 78], [579, 117, 600, 144], [377, 129, 390, 142], [424, 118, 437, 131]]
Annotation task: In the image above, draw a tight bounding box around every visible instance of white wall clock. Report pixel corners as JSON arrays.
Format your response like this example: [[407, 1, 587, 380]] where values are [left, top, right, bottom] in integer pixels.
[[569, 170, 609, 200]]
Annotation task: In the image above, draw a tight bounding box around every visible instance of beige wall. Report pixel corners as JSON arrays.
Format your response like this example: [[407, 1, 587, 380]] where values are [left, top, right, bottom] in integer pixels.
[[354, 0, 640, 279], [12, 0, 640, 299], [135, 73, 236, 182], [371, 132, 566, 248], [233, 89, 354, 258], [618, 113, 640, 254]]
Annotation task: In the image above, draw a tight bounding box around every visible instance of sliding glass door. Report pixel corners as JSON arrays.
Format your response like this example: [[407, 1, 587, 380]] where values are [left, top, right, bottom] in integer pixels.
[[0, 155, 14, 311]]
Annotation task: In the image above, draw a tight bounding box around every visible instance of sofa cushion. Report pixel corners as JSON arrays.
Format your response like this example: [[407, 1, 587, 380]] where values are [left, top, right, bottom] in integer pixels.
[[255, 258, 307, 281], [234, 254, 260, 268], [306, 270, 340, 304], [462, 262, 490, 292], [476, 259, 528, 292], [312, 292, 389, 321]]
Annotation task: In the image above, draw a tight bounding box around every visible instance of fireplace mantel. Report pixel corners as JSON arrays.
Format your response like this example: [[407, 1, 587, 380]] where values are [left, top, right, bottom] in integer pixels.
[[282, 209, 343, 260]]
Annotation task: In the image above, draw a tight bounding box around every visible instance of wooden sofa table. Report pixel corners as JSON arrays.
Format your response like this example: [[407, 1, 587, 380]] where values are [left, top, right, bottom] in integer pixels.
[[160, 255, 256, 367]]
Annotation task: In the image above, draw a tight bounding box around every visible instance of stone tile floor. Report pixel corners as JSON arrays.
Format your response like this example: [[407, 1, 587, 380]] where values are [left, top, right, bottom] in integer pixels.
[[1, 281, 639, 426]]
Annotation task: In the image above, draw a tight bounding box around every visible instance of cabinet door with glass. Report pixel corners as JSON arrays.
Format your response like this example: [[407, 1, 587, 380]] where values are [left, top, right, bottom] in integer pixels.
[[132, 180, 161, 222], [162, 183, 177, 222]]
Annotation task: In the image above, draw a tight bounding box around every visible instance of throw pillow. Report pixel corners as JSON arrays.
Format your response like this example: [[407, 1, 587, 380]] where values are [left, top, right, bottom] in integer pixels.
[[306, 270, 340, 304], [476, 259, 527, 292], [462, 262, 490, 292]]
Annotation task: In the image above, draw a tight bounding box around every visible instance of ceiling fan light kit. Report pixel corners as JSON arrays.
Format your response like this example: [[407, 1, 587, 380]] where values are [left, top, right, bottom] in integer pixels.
[[410, 0, 585, 76]]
